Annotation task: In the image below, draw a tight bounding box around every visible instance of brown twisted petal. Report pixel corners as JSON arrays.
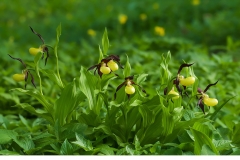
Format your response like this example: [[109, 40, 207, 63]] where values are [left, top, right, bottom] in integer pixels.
[[203, 80, 219, 93], [29, 26, 45, 44], [177, 63, 194, 74]]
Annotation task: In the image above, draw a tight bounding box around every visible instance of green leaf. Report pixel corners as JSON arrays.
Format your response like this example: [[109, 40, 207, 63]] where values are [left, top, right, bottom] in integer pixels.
[[55, 23, 62, 56], [13, 103, 53, 124], [72, 133, 93, 151], [178, 142, 194, 152], [193, 122, 212, 138], [231, 149, 240, 155], [19, 114, 31, 130], [10, 88, 53, 113], [33, 52, 44, 95], [33, 133, 56, 149], [61, 123, 88, 140], [161, 106, 174, 136], [0, 129, 18, 144], [53, 23, 64, 87], [60, 139, 74, 155], [0, 150, 20, 155], [209, 96, 236, 120], [134, 136, 141, 151], [163, 147, 182, 155], [97, 144, 115, 155], [191, 128, 219, 155], [126, 107, 141, 136], [149, 141, 161, 154], [136, 74, 148, 84], [163, 118, 209, 144], [183, 109, 195, 121], [79, 67, 97, 111], [98, 45, 104, 63], [116, 148, 126, 155], [102, 28, 109, 55], [166, 51, 171, 64], [126, 145, 135, 155], [54, 79, 81, 126], [13, 136, 35, 153], [123, 54, 131, 78], [201, 144, 216, 155], [212, 139, 231, 151], [101, 73, 117, 90], [40, 69, 64, 89], [178, 131, 194, 143], [232, 123, 240, 145]]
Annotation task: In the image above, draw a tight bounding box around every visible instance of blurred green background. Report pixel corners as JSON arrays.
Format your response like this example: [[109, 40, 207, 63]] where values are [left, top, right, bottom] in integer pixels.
[[1, 0, 240, 121]]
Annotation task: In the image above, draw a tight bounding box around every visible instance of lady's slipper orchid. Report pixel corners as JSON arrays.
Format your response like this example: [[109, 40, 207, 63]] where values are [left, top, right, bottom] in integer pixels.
[[29, 26, 50, 65], [8, 54, 36, 89], [197, 80, 218, 114], [114, 75, 146, 99], [174, 63, 195, 95], [88, 55, 123, 78]]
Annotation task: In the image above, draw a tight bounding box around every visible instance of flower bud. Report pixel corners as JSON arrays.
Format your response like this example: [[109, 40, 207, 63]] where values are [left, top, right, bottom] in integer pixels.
[[125, 85, 135, 94], [107, 60, 119, 71], [12, 73, 25, 82]]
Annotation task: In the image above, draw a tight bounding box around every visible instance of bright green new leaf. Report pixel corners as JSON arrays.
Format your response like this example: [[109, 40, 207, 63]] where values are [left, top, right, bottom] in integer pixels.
[[102, 28, 109, 55], [136, 74, 148, 84], [123, 54, 131, 78], [126, 145, 135, 155], [98, 45, 104, 63]]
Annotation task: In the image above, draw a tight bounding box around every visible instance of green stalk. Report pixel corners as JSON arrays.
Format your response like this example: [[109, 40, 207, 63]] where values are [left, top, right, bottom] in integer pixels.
[[34, 52, 43, 95], [54, 45, 64, 88], [36, 66, 43, 95], [54, 24, 64, 88]]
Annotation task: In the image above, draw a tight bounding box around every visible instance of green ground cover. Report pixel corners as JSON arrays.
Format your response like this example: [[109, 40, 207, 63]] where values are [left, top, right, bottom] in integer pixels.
[[0, 0, 240, 155]]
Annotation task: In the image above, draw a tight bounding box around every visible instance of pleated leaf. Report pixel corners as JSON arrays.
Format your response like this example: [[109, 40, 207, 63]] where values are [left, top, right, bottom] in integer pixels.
[[40, 69, 64, 89], [54, 79, 80, 126], [10, 88, 53, 113], [0, 129, 18, 144], [60, 139, 74, 155], [72, 133, 93, 151], [190, 128, 219, 155], [79, 67, 97, 111]]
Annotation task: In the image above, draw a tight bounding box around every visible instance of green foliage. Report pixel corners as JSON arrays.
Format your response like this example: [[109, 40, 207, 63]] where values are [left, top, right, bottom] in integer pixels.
[[1, 1, 240, 155]]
